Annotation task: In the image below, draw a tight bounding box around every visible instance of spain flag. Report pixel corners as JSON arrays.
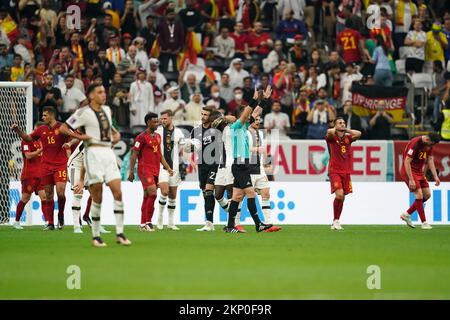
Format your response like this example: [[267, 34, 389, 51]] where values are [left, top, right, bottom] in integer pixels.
[[150, 39, 160, 58], [0, 15, 19, 42]]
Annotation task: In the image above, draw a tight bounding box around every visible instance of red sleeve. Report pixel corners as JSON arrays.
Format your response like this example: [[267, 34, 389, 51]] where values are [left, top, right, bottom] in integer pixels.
[[133, 134, 144, 152], [406, 140, 420, 158], [325, 134, 334, 143], [29, 126, 42, 141], [21, 141, 31, 154]]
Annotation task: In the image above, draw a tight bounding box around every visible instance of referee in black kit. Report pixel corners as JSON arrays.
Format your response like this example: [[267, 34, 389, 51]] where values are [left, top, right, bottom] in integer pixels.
[[224, 85, 280, 233]]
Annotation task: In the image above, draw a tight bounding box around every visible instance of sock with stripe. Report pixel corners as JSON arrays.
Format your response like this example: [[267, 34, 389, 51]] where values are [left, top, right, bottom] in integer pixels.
[[261, 198, 272, 224], [204, 190, 215, 223], [168, 198, 176, 226], [234, 202, 242, 226], [90, 201, 101, 238], [15, 200, 26, 222], [72, 194, 82, 228], [227, 200, 239, 228], [247, 197, 261, 226], [217, 197, 228, 210], [84, 196, 92, 220], [158, 194, 167, 221], [114, 200, 124, 234]]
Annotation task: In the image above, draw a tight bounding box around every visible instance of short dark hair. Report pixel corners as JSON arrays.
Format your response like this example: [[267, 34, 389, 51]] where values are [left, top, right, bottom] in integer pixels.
[[144, 112, 158, 124], [42, 106, 56, 116], [160, 109, 173, 117], [233, 87, 243, 92], [202, 106, 216, 114], [65, 74, 75, 80], [234, 105, 247, 118], [345, 18, 353, 29], [428, 132, 441, 144], [86, 83, 103, 96], [13, 54, 22, 59]]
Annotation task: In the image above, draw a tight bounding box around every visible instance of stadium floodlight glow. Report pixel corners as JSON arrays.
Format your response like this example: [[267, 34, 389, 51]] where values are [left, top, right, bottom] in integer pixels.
[[1, 81, 33, 225]]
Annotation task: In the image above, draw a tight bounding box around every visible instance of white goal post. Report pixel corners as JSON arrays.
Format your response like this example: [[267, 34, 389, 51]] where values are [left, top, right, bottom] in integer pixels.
[[1, 82, 33, 225]]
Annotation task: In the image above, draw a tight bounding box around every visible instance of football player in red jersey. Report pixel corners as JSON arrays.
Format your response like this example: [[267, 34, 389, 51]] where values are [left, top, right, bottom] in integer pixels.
[[400, 133, 441, 230], [12, 106, 73, 230], [325, 117, 362, 230], [336, 19, 370, 64], [13, 122, 47, 229], [128, 112, 174, 232]]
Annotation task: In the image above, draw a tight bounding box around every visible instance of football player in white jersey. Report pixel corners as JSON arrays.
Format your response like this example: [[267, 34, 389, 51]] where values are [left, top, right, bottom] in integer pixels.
[[61, 83, 131, 247], [68, 140, 110, 234], [155, 109, 185, 230]]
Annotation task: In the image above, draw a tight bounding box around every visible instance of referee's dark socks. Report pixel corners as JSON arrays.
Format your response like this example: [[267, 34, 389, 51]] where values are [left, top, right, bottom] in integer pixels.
[[247, 197, 262, 226], [203, 190, 215, 222], [227, 200, 239, 228]]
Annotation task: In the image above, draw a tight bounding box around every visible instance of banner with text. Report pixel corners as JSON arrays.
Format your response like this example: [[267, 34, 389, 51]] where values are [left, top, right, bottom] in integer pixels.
[[351, 83, 408, 122]]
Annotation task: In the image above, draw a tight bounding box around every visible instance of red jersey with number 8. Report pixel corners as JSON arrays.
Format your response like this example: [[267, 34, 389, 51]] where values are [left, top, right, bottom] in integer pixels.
[[401, 136, 433, 175], [29, 122, 69, 167], [326, 133, 354, 174]]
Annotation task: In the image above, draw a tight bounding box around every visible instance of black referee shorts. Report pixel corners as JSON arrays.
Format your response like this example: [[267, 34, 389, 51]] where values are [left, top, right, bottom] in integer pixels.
[[198, 164, 218, 190], [231, 164, 254, 189]]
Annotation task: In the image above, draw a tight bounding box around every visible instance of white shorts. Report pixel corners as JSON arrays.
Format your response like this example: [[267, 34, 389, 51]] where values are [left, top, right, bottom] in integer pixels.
[[68, 160, 87, 190], [159, 169, 182, 187], [84, 147, 120, 186], [215, 166, 234, 186], [251, 172, 269, 190]]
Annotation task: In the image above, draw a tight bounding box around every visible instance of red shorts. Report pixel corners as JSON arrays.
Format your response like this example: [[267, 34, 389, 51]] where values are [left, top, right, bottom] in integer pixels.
[[21, 177, 44, 195], [139, 173, 159, 190], [401, 172, 429, 192], [41, 165, 68, 185], [329, 173, 353, 195]]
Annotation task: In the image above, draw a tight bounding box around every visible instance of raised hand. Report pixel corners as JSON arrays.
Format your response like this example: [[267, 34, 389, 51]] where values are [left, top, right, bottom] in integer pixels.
[[263, 85, 272, 99], [252, 87, 259, 100]]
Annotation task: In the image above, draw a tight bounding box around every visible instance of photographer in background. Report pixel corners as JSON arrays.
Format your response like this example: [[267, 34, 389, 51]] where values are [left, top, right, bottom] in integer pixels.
[[306, 99, 335, 139], [368, 100, 394, 140]]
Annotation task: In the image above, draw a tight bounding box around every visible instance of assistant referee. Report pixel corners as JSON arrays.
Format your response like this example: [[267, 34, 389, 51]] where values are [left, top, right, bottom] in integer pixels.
[[225, 86, 275, 233]]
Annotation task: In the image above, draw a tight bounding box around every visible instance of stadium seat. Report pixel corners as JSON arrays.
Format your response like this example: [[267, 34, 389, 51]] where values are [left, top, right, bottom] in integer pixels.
[[395, 59, 406, 74], [243, 59, 258, 70], [411, 73, 433, 91], [398, 46, 411, 59], [393, 73, 408, 87], [130, 125, 147, 137], [205, 59, 226, 73], [163, 71, 179, 84]]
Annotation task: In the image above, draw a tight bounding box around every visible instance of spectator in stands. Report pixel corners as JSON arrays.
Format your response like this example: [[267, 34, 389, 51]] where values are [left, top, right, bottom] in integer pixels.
[[417, 3, 433, 32], [225, 58, 249, 90], [320, 0, 337, 45], [185, 92, 204, 127], [276, 9, 308, 44], [273, 60, 294, 101], [369, 34, 394, 87], [96, 47, 116, 89], [60, 74, 88, 121], [404, 19, 427, 74], [38, 72, 63, 118], [305, 65, 327, 94], [148, 58, 167, 90], [431, 61, 447, 124], [394, 0, 418, 59], [97, 14, 120, 48], [109, 72, 130, 127], [106, 35, 126, 67], [130, 68, 154, 127], [162, 86, 186, 125], [325, 50, 346, 72], [341, 62, 363, 102], [341, 100, 363, 133], [277, 0, 305, 21], [425, 23, 448, 72], [157, 8, 184, 73], [443, 18, 450, 68], [288, 34, 307, 69], [249, 63, 262, 87], [138, 0, 168, 27], [0, 43, 13, 80], [306, 99, 335, 139], [264, 100, 291, 139], [369, 11, 394, 52], [230, 22, 250, 59], [214, 27, 235, 61], [139, 15, 157, 53], [308, 49, 325, 72], [10, 54, 24, 82], [292, 87, 311, 138], [178, 0, 202, 31], [179, 65, 200, 103], [133, 37, 149, 73], [117, 45, 142, 90], [369, 100, 394, 139], [263, 40, 286, 73], [219, 73, 234, 103], [227, 87, 247, 115], [236, 0, 261, 31], [242, 76, 254, 102], [436, 91, 450, 140], [248, 21, 273, 60], [153, 90, 164, 114], [205, 84, 227, 114]]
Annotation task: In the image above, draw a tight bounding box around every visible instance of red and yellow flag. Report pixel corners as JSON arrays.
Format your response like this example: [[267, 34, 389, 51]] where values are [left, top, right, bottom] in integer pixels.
[[204, 67, 216, 82], [0, 15, 19, 42], [228, 0, 236, 17], [150, 38, 160, 58]]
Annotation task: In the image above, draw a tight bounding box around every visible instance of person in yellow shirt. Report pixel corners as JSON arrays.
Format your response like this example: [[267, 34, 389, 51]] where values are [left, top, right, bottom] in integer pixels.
[[10, 54, 24, 82], [425, 23, 448, 69]]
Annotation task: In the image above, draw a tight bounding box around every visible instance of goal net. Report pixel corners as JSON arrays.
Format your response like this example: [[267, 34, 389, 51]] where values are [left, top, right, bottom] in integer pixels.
[[0, 82, 33, 225]]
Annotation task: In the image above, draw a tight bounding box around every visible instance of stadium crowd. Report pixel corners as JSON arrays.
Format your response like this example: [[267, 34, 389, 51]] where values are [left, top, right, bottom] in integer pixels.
[[1, 0, 450, 141]]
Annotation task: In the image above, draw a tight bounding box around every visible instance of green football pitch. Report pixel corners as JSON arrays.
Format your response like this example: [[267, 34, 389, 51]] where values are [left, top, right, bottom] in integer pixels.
[[1, 225, 450, 299]]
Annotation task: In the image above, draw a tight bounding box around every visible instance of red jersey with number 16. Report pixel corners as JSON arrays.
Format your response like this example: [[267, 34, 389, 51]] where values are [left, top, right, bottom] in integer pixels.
[[401, 136, 433, 175], [326, 133, 354, 174], [29, 122, 69, 168], [21, 140, 42, 180], [133, 131, 161, 176]]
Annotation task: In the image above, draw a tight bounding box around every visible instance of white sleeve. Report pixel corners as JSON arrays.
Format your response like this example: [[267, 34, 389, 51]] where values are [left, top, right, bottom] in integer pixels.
[[129, 83, 137, 111], [66, 107, 88, 130], [77, 89, 87, 102]]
